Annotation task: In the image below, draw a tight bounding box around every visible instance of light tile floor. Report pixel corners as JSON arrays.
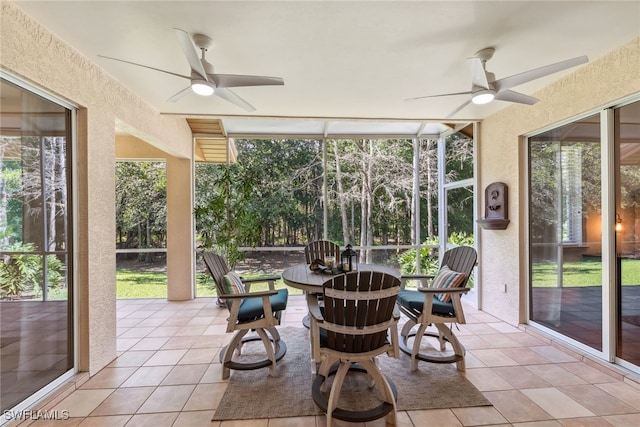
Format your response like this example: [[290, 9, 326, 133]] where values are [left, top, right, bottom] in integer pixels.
[[10, 295, 640, 427]]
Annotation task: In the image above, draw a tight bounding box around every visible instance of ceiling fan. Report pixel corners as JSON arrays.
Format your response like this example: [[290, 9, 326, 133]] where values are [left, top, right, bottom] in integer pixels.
[[99, 28, 284, 112], [407, 47, 588, 118]]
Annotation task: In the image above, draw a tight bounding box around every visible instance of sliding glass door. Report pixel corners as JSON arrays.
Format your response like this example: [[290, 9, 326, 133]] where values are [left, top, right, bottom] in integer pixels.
[[528, 114, 603, 351], [0, 77, 74, 411], [529, 100, 640, 370], [616, 101, 640, 367]]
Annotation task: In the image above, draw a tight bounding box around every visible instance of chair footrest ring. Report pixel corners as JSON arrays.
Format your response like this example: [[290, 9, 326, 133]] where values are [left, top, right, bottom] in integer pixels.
[[220, 335, 287, 371], [399, 331, 464, 364], [311, 364, 397, 423]]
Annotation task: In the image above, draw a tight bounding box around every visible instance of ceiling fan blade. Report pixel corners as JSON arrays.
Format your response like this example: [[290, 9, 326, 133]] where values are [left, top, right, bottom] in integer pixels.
[[467, 57, 490, 89], [98, 55, 190, 80], [494, 90, 539, 105], [173, 28, 208, 80], [494, 55, 588, 92], [446, 99, 472, 118], [405, 91, 471, 101], [214, 88, 256, 112], [167, 86, 192, 103], [209, 74, 284, 88]]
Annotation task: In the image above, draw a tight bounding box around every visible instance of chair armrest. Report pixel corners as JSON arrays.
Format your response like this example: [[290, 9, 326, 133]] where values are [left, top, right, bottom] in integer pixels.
[[416, 286, 470, 294], [239, 274, 280, 291], [401, 274, 435, 280], [219, 289, 278, 299], [307, 294, 324, 323], [400, 274, 435, 289], [240, 274, 281, 283]]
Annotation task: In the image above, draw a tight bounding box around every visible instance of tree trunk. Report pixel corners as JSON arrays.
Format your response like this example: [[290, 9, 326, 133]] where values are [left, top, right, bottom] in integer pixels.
[[333, 140, 350, 244], [365, 139, 374, 263], [359, 141, 368, 262], [146, 216, 151, 246], [425, 139, 435, 237]]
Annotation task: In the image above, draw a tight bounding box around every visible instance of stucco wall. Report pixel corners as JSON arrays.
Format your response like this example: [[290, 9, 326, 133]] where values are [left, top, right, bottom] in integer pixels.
[[1, 2, 194, 374], [478, 37, 640, 325]]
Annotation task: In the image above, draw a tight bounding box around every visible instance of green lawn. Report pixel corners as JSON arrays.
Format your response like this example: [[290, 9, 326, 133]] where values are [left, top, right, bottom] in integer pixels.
[[116, 259, 640, 299], [116, 269, 302, 299], [531, 259, 640, 287]]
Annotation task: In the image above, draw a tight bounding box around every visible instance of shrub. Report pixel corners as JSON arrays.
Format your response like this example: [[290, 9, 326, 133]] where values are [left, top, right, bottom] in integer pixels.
[[397, 232, 475, 276], [0, 243, 66, 298]]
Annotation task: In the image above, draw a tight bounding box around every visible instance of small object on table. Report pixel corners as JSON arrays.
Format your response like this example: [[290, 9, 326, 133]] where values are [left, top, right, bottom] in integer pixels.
[[309, 259, 326, 273], [341, 244, 358, 272], [325, 256, 336, 269]]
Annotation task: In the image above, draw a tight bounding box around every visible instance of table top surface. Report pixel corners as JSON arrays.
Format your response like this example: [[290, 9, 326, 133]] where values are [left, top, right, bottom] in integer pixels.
[[281, 263, 400, 292]]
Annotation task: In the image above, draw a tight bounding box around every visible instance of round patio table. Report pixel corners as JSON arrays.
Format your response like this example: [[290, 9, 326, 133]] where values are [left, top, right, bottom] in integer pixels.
[[282, 263, 400, 293], [282, 262, 402, 359]]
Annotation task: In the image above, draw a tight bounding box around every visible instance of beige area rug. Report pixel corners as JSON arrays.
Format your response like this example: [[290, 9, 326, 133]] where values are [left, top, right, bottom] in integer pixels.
[[213, 327, 491, 421]]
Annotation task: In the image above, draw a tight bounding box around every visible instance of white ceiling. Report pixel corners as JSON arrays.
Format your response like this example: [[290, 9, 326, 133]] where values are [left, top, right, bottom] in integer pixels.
[[11, 0, 640, 131]]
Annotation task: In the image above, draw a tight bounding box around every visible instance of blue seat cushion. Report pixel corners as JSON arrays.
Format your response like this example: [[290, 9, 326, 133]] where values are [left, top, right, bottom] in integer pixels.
[[398, 289, 455, 317], [237, 288, 288, 322]]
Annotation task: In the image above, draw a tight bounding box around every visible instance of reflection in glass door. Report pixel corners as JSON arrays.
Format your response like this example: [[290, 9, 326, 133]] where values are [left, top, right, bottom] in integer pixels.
[[528, 114, 603, 351], [0, 78, 73, 412], [616, 101, 640, 366]]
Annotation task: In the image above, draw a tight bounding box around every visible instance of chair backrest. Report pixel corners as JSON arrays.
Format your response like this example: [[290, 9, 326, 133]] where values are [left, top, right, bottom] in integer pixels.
[[202, 251, 232, 297], [321, 271, 400, 353], [304, 240, 341, 264], [441, 246, 477, 286]]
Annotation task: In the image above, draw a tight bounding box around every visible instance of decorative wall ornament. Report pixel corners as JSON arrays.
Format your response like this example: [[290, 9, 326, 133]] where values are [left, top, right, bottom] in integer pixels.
[[477, 182, 510, 230]]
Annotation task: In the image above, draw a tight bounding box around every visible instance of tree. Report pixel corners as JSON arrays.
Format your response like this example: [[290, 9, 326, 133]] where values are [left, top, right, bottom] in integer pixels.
[[115, 161, 166, 253], [194, 161, 259, 267], [186, 132, 475, 271]]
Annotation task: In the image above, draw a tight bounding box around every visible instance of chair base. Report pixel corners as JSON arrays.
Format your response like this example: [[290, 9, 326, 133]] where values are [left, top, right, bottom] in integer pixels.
[[400, 319, 466, 371], [312, 364, 397, 423], [399, 331, 464, 364], [220, 331, 287, 375]]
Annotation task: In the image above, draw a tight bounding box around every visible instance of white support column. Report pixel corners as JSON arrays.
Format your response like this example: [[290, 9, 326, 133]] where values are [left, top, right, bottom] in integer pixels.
[[166, 155, 194, 301]]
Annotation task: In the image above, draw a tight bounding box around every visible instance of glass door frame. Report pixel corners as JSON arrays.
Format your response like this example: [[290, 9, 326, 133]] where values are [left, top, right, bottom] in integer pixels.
[[602, 108, 616, 363], [525, 109, 611, 361], [611, 99, 640, 371], [437, 123, 478, 307]]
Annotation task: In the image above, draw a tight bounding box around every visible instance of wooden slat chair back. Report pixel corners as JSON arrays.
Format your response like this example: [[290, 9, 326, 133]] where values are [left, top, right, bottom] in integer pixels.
[[202, 251, 232, 301], [308, 271, 400, 427], [302, 240, 341, 329], [304, 240, 341, 264], [397, 246, 477, 372], [202, 251, 288, 379], [441, 246, 477, 283]]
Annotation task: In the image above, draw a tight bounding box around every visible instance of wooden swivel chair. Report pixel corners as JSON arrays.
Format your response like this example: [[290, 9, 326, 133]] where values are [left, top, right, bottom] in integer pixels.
[[304, 240, 341, 264], [202, 251, 288, 379], [302, 240, 341, 328], [397, 246, 477, 372], [308, 270, 400, 427]]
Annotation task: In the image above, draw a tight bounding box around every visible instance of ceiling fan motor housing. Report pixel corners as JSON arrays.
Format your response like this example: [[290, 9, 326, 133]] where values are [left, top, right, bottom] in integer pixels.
[[192, 34, 214, 52]]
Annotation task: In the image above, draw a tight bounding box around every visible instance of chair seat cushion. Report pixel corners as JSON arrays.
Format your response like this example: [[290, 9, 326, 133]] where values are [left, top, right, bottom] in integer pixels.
[[398, 289, 455, 317], [237, 288, 289, 322]]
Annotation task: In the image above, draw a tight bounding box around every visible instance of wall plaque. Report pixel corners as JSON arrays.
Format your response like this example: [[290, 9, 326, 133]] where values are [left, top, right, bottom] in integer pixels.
[[477, 182, 510, 230]]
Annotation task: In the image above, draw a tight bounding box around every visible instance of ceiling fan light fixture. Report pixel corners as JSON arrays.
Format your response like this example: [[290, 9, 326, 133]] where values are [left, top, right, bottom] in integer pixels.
[[191, 79, 214, 96], [472, 90, 495, 105]]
